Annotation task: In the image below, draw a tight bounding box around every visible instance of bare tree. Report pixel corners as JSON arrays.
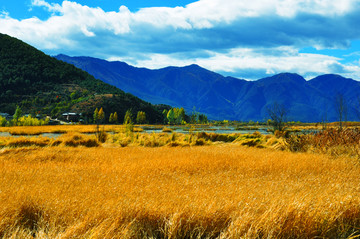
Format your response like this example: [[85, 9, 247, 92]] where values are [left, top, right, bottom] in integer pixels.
[[335, 93, 347, 130], [267, 102, 288, 133]]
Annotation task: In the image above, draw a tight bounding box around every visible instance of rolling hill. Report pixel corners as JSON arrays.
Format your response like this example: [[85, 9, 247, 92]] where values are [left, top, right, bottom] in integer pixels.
[[55, 55, 360, 122], [0, 34, 168, 123]]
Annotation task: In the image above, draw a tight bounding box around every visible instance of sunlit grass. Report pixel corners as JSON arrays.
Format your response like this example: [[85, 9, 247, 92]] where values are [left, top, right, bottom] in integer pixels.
[[0, 145, 359, 238], [0, 132, 99, 148], [0, 125, 125, 135]]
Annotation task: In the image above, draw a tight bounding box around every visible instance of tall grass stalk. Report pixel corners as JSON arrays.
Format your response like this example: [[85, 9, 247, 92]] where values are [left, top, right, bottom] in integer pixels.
[[0, 145, 359, 238]]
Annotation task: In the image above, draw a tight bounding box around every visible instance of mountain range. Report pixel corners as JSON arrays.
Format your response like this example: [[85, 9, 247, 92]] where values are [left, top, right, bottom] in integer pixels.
[[55, 54, 360, 122]]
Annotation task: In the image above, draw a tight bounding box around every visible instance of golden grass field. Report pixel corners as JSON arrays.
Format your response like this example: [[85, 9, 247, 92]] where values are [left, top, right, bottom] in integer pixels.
[[0, 125, 126, 135], [0, 125, 360, 238]]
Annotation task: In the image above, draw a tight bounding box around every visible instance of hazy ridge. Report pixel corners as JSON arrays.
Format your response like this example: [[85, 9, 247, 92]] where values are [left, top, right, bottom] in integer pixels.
[[56, 54, 360, 122]]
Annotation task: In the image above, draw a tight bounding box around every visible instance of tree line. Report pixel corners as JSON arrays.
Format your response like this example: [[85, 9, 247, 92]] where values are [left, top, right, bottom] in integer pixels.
[[93, 107, 208, 125], [0, 106, 49, 126]]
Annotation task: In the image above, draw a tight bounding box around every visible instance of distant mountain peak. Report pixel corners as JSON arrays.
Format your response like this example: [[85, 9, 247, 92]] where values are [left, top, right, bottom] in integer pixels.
[[185, 63, 202, 68], [258, 72, 306, 85], [310, 74, 351, 82]]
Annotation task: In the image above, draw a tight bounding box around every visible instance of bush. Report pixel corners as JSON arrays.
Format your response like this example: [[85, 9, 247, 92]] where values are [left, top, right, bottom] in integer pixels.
[[96, 130, 108, 143], [53, 133, 99, 147], [285, 128, 360, 158], [193, 138, 207, 146], [5, 137, 51, 148], [162, 127, 173, 133], [241, 138, 261, 147], [274, 130, 290, 138], [196, 132, 239, 143], [0, 116, 7, 127], [285, 134, 310, 152]]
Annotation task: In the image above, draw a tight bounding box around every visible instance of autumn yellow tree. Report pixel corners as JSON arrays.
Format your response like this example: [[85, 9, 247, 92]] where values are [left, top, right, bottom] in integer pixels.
[[124, 110, 133, 125], [124, 110, 133, 133], [109, 112, 119, 124], [98, 107, 105, 124], [113, 112, 118, 124], [136, 111, 146, 124], [94, 107, 106, 142]]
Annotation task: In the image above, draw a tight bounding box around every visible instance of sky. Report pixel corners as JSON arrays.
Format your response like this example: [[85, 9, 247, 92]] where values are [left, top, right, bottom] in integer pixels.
[[1, 0, 360, 80]]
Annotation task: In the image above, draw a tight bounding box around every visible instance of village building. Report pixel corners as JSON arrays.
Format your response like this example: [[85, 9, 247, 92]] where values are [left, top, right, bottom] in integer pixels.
[[0, 113, 11, 120], [62, 112, 81, 122]]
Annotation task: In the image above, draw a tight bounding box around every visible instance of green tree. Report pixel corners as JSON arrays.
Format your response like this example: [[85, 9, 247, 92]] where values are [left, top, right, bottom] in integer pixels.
[[113, 112, 118, 124], [0, 116, 7, 127], [162, 109, 168, 124], [93, 108, 99, 124], [124, 110, 133, 133], [109, 112, 119, 124], [70, 91, 77, 100], [167, 108, 175, 125], [13, 106, 22, 123], [124, 110, 133, 125], [174, 107, 186, 124], [136, 111, 146, 124], [198, 114, 208, 124], [190, 106, 199, 124]]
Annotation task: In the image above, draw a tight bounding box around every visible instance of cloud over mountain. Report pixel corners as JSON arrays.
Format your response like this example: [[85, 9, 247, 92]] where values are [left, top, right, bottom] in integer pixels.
[[1, 0, 360, 80]]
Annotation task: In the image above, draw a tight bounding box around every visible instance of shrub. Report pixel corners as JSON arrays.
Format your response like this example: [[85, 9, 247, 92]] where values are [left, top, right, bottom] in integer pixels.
[[53, 133, 99, 147], [167, 141, 182, 147], [274, 130, 290, 138], [285, 134, 311, 152], [196, 132, 239, 143], [162, 127, 173, 133], [96, 130, 108, 143], [0, 116, 7, 127], [5, 137, 50, 148], [285, 128, 360, 158], [193, 138, 207, 146], [241, 138, 261, 147]]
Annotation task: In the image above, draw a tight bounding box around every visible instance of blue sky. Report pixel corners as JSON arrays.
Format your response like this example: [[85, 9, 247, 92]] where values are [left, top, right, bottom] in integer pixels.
[[1, 0, 360, 80]]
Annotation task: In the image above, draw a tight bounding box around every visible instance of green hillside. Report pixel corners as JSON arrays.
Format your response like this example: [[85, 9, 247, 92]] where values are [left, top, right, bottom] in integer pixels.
[[0, 34, 168, 123]]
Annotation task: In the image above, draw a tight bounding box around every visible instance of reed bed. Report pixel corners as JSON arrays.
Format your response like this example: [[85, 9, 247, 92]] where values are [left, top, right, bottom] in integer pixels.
[[0, 145, 359, 238], [0, 133, 99, 148], [286, 128, 360, 159], [109, 131, 269, 148]]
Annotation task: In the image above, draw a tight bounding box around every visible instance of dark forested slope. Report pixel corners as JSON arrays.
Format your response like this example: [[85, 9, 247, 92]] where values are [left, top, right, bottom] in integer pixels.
[[0, 34, 167, 123]]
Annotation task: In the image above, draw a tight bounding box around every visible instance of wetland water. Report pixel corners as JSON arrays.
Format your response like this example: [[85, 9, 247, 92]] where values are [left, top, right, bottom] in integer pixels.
[[139, 126, 270, 135], [0, 132, 63, 138], [0, 126, 270, 138]]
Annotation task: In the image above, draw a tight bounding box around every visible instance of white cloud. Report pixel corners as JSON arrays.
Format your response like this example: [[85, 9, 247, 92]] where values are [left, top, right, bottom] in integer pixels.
[[125, 47, 360, 80], [0, 0, 360, 80], [31, 0, 62, 12], [0, 10, 10, 18], [2, 0, 359, 49]]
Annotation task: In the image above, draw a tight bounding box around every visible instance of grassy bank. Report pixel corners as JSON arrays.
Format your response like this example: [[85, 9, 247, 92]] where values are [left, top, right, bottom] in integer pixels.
[[0, 125, 126, 135], [0, 145, 359, 238]]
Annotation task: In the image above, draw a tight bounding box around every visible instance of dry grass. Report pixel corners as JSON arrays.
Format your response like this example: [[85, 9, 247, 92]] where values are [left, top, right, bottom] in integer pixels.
[[0, 125, 126, 135], [286, 128, 360, 159], [110, 131, 266, 148], [0, 145, 359, 238], [0, 133, 99, 148]]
